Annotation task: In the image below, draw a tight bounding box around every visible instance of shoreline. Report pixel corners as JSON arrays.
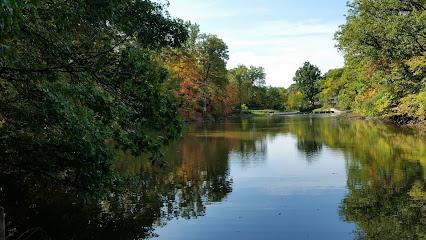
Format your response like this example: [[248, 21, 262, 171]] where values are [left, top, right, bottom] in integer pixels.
[[336, 112, 426, 132], [183, 111, 426, 132], [182, 108, 426, 132]]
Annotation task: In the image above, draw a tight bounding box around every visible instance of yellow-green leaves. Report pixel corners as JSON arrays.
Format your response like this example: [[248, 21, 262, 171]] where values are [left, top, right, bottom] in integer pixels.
[[406, 52, 426, 77], [409, 181, 426, 202], [397, 92, 426, 120], [331, 0, 426, 121]]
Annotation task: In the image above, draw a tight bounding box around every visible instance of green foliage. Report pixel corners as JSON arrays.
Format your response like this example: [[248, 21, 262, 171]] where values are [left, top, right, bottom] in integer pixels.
[[397, 92, 426, 120], [265, 87, 286, 110], [286, 84, 310, 111], [331, 0, 426, 121], [0, 0, 187, 194], [319, 68, 344, 107], [247, 66, 267, 87], [228, 65, 288, 111], [293, 62, 322, 107], [229, 65, 268, 110], [336, 0, 426, 63], [284, 62, 322, 112], [406, 52, 426, 77], [197, 34, 229, 115], [241, 104, 249, 112], [198, 34, 229, 87]]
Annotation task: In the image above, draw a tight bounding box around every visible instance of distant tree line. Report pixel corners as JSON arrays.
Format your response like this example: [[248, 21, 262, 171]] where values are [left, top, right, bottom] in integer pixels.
[[162, 24, 289, 119], [283, 0, 426, 119]]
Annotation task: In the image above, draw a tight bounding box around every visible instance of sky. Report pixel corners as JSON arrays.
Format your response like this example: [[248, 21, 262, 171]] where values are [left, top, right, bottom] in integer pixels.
[[166, 0, 348, 88]]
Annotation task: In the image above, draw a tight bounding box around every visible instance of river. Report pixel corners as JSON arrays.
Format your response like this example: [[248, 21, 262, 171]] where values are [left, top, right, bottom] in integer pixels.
[[148, 115, 425, 240], [2, 115, 425, 239]]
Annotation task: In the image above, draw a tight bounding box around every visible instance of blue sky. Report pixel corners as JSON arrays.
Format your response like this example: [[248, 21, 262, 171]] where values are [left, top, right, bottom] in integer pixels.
[[167, 0, 348, 87]]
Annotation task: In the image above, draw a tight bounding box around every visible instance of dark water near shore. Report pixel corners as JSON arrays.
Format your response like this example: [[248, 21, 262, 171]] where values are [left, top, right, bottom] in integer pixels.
[[2, 115, 425, 239]]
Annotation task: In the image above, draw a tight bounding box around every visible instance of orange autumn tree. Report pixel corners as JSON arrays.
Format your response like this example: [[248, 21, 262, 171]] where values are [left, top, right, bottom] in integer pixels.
[[163, 24, 203, 119], [163, 53, 202, 119], [163, 24, 238, 120], [224, 77, 240, 114]]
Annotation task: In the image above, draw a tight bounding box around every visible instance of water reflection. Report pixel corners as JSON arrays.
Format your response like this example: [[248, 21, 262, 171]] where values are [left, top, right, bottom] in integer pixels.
[[292, 116, 425, 239], [287, 117, 324, 162], [154, 116, 426, 239], [1, 116, 425, 239]]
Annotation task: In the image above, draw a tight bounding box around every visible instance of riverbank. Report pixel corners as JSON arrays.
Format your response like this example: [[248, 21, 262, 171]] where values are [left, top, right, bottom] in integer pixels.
[[336, 112, 426, 132], [182, 112, 253, 124], [248, 109, 337, 116], [184, 109, 426, 132]]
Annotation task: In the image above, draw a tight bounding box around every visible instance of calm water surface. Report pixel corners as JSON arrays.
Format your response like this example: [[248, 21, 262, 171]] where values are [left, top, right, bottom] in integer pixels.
[[150, 115, 425, 240], [2, 115, 425, 239]]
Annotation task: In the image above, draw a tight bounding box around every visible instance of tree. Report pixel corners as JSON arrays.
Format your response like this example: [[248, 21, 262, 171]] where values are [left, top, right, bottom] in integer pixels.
[[162, 23, 203, 119], [0, 0, 188, 193], [334, 0, 426, 120], [286, 84, 308, 111], [229, 65, 266, 111], [247, 66, 266, 87], [265, 87, 285, 110], [293, 62, 322, 107], [163, 26, 231, 119], [224, 76, 240, 113], [319, 68, 345, 107], [197, 35, 229, 116], [229, 65, 248, 111]]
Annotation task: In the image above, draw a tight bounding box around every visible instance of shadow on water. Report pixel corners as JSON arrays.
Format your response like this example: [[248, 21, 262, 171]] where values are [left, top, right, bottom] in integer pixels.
[[1, 115, 425, 239]]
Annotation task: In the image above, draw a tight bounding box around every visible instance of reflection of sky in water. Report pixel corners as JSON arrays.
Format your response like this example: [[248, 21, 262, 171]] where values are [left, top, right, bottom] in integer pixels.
[[152, 124, 355, 240], [231, 135, 347, 194], [4, 116, 424, 239]]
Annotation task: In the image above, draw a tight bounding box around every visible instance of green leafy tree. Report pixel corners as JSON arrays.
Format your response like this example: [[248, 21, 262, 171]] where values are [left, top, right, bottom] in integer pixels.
[[334, 0, 426, 120], [229, 65, 249, 111], [197, 35, 229, 116], [229, 65, 266, 110], [265, 87, 285, 110], [293, 62, 322, 107], [247, 66, 266, 87], [286, 84, 309, 111], [0, 0, 188, 193], [319, 68, 345, 107]]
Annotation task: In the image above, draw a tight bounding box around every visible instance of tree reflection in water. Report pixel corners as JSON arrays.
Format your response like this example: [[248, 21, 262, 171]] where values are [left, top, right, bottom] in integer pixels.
[[1, 116, 425, 239], [0, 118, 270, 239], [286, 116, 426, 239]]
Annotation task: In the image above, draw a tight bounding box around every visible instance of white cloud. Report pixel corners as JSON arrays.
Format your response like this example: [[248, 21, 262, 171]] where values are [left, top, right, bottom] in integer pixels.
[[167, 0, 270, 21], [167, 1, 344, 88], [259, 19, 338, 37], [225, 21, 344, 87]]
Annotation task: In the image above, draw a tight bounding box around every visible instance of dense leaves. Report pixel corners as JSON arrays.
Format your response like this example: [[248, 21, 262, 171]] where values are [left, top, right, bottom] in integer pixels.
[[0, 0, 192, 238], [325, 0, 426, 121], [293, 62, 322, 108], [0, 0, 187, 193], [162, 24, 233, 119], [229, 65, 288, 111]]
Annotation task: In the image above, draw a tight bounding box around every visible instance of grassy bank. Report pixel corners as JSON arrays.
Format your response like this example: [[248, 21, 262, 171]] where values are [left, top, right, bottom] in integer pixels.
[[248, 110, 279, 116]]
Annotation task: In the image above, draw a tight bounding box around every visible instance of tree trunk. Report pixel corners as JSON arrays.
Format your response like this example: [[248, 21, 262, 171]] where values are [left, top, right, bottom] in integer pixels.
[[0, 207, 5, 240]]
